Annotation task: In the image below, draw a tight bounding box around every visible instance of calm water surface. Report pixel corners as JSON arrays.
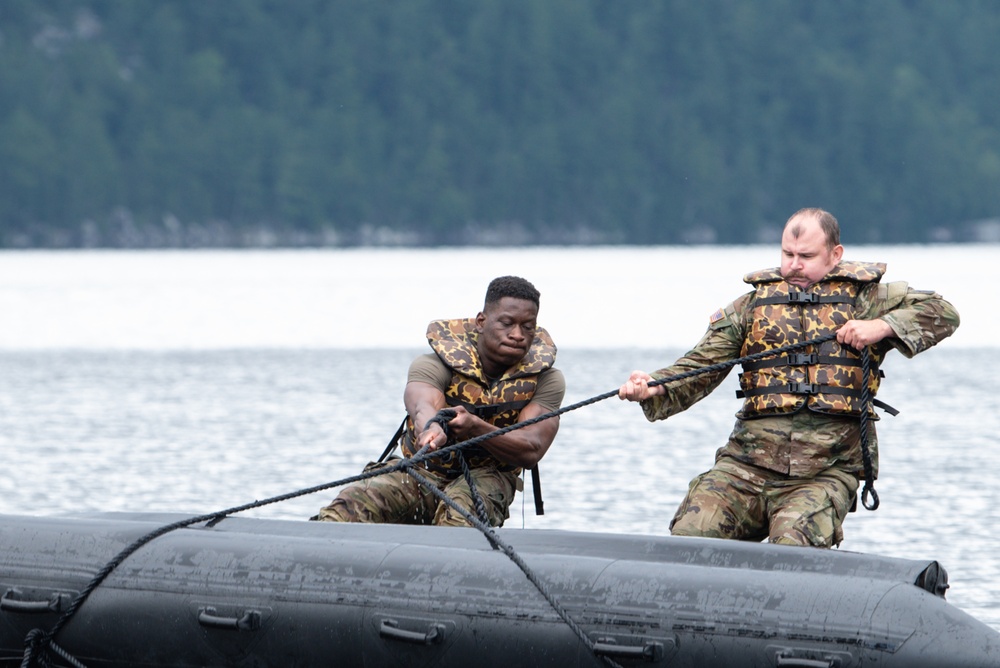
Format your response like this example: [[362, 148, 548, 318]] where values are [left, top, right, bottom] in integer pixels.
[[1, 247, 998, 629]]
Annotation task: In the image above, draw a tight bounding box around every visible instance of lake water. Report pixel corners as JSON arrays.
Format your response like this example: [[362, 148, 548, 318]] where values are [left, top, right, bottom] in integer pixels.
[[1, 245, 998, 629]]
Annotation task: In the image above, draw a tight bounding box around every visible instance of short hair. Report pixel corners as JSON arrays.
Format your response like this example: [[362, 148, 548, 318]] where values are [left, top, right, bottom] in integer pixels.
[[786, 207, 840, 250], [484, 275, 540, 309]]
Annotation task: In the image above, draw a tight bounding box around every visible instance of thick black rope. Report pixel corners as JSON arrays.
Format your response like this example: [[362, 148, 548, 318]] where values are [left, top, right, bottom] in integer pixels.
[[424, 408, 457, 440], [397, 461, 622, 668], [416, 332, 845, 470], [420, 408, 493, 525], [858, 348, 880, 510], [420, 406, 512, 533], [21, 629, 84, 668], [21, 332, 861, 668], [458, 452, 493, 527]]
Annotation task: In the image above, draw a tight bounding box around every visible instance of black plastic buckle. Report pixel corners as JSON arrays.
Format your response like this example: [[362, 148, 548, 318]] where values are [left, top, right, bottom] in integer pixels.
[[786, 353, 819, 365], [787, 291, 820, 304], [787, 382, 820, 394]]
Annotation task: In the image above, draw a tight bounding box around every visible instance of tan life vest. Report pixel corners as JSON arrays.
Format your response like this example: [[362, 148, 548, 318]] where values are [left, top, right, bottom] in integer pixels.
[[737, 261, 887, 419], [402, 318, 556, 474]]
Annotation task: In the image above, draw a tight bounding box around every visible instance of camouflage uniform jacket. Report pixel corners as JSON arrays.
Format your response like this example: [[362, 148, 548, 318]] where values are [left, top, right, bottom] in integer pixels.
[[640, 262, 960, 479], [402, 317, 557, 475]]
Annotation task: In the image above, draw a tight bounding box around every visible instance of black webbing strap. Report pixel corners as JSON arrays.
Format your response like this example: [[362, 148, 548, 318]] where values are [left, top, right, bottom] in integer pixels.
[[376, 416, 408, 464], [446, 396, 532, 419], [741, 353, 864, 371], [754, 292, 855, 306], [740, 352, 885, 380], [873, 398, 899, 416], [735, 382, 898, 415], [530, 466, 544, 515], [738, 382, 862, 398]]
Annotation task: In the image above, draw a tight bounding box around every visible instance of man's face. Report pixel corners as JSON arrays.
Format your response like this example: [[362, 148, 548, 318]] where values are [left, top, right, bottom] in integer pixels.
[[780, 216, 843, 289], [475, 297, 538, 374]]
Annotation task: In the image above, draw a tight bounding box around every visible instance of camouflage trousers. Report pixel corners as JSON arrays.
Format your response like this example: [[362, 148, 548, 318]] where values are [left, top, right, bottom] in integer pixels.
[[669, 458, 860, 548], [314, 458, 520, 527]]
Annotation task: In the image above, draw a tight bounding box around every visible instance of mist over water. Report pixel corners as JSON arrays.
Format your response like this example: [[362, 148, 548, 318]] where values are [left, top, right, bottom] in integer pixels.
[[2, 246, 998, 628]]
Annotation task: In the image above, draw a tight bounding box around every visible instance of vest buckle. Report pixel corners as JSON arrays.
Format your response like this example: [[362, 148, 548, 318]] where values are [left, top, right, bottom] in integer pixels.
[[786, 353, 819, 365], [787, 382, 820, 394], [787, 291, 819, 304]]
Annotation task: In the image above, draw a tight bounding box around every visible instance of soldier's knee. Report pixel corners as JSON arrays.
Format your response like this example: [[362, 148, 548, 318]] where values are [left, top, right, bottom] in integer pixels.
[[314, 499, 367, 523], [770, 505, 844, 548], [770, 533, 815, 547], [313, 507, 348, 522], [315, 484, 390, 523], [434, 506, 476, 527], [670, 521, 722, 539], [431, 496, 504, 527], [670, 504, 728, 538], [670, 488, 747, 540], [432, 471, 514, 528]]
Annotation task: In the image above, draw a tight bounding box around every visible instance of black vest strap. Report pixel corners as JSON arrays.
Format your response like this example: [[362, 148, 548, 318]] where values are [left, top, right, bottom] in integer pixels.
[[530, 466, 544, 515], [445, 397, 531, 419], [376, 415, 408, 463], [873, 398, 900, 416], [737, 382, 861, 398], [735, 384, 898, 416], [742, 353, 858, 371], [740, 353, 884, 378]]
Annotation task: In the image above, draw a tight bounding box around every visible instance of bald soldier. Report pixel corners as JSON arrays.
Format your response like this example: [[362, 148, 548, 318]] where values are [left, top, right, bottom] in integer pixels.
[[619, 208, 960, 548]]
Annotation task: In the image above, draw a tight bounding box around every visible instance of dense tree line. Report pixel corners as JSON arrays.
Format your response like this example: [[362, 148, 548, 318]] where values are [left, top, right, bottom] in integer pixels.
[[1, 0, 998, 248]]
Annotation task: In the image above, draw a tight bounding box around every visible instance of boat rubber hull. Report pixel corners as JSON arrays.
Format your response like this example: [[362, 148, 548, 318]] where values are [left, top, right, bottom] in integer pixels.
[[1, 511, 998, 667]]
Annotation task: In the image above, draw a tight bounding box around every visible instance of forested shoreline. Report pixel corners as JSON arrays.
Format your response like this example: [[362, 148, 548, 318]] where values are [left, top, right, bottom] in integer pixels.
[[1, 1, 999, 248]]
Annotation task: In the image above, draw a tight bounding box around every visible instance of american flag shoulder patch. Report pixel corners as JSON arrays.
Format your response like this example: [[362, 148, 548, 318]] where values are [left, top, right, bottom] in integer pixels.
[[709, 307, 726, 324]]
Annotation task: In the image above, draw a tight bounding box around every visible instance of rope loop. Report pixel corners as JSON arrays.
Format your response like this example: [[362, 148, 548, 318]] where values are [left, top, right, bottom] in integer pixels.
[[861, 486, 880, 511], [858, 347, 880, 510], [20, 629, 46, 668], [21, 628, 88, 668], [424, 408, 457, 440]]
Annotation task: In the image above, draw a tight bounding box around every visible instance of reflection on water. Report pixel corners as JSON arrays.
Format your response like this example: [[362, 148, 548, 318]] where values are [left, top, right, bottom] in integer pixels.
[[2, 347, 999, 629]]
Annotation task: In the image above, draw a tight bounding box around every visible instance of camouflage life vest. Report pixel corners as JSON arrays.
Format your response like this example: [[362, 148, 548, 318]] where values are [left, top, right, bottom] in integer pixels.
[[737, 261, 887, 419], [402, 317, 557, 475]]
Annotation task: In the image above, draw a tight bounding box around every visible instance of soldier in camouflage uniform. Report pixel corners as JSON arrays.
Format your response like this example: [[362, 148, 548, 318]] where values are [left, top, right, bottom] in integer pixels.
[[619, 208, 959, 548], [316, 276, 565, 527]]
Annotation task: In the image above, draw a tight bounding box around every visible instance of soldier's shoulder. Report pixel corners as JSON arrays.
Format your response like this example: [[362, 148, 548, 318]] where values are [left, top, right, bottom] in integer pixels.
[[708, 293, 751, 330]]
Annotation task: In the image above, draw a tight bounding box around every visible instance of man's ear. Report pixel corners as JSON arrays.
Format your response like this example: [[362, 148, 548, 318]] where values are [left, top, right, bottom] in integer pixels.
[[832, 244, 844, 263], [474, 311, 486, 330]]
